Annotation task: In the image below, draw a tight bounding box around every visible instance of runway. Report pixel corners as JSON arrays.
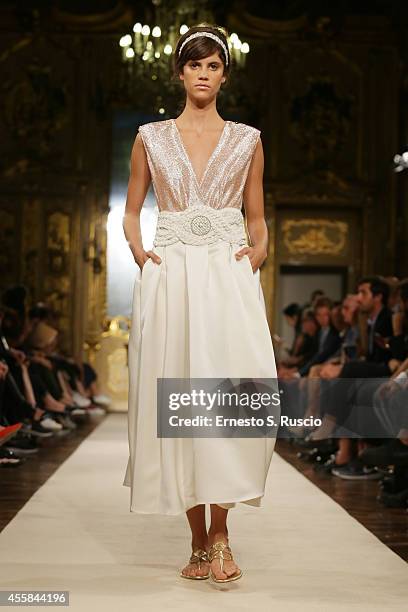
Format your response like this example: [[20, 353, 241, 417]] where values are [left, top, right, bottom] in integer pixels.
[[0, 413, 407, 611]]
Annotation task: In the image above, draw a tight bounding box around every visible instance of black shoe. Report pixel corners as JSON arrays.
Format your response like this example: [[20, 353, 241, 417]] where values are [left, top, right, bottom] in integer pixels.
[[4, 435, 39, 455], [332, 458, 383, 480], [52, 413, 77, 430], [0, 447, 26, 466], [380, 473, 408, 494], [29, 421, 54, 438], [360, 439, 408, 468]]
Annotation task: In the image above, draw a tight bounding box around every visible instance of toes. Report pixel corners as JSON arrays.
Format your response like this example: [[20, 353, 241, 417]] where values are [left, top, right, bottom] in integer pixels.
[[217, 570, 228, 580], [211, 563, 227, 580], [215, 561, 238, 578], [182, 562, 212, 577]]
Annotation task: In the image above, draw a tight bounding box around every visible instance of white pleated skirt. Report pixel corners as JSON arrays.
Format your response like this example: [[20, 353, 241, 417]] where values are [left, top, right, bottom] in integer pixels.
[[123, 238, 278, 515]]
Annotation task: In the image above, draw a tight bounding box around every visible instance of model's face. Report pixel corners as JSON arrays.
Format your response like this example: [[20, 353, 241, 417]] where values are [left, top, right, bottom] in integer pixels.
[[179, 53, 226, 98]]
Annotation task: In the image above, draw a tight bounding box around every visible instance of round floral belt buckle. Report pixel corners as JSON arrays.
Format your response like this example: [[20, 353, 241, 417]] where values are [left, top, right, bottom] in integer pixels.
[[190, 215, 212, 236]]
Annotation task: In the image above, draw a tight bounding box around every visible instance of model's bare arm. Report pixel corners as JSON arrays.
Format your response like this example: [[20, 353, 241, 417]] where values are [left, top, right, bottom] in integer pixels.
[[238, 138, 268, 272], [122, 133, 161, 267]]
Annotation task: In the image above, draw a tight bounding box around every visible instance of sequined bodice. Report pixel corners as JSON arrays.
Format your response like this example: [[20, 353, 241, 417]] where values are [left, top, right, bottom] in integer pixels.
[[138, 119, 260, 212]]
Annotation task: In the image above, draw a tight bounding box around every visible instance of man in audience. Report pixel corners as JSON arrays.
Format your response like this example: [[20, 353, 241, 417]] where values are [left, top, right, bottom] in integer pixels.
[[279, 297, 341, 378]]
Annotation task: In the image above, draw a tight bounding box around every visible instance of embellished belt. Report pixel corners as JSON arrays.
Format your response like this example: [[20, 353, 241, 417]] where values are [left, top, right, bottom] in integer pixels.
[[153, 205, 247, 246]]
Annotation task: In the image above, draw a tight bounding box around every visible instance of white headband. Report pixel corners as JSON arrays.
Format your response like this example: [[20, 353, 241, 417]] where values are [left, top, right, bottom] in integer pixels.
[[178, 31, 229, 66]]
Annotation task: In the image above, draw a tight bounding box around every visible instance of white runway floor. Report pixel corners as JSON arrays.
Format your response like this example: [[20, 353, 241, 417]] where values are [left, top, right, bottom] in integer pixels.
[[0, 413, 407, 611]]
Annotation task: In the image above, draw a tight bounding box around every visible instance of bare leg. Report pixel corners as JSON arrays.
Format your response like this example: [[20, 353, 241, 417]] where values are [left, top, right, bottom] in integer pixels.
[[336, 438, 353, 464], [208, 504, 240, 580], [43, 392, 67, 413], [56, 371, 74, 403], [76, 379, 88, 397], [20, 364, 36, 407], [180, 505, 209, 578]]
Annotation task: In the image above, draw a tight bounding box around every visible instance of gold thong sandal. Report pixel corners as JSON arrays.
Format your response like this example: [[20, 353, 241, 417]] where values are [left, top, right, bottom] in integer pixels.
[[180, 548, 210, 580], [208, 541, 243, 583]]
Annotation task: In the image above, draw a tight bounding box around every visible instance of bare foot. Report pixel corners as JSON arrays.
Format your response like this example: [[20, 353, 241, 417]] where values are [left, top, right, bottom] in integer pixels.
[[208, 531, 240, 581], [180, 542, 210, 578]]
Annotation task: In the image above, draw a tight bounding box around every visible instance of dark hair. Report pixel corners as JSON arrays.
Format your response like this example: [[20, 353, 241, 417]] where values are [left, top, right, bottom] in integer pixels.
[[173, 23, 231, 81], [1, 308, 24, 341], [283, 302, 300, 318], [311, 289, 324, 301], [314, 296, 333, 311], [301, 308, 317, 323], [357, 275, 390, 306], [2, 285, 27, 318]]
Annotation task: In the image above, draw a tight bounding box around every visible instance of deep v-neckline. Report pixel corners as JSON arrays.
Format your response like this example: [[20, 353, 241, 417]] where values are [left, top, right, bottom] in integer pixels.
[[172, 118, 230, 190]]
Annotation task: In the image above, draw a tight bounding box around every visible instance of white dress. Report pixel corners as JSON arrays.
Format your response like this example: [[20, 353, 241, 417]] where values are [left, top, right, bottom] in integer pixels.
[[123, 118, 278, 515]]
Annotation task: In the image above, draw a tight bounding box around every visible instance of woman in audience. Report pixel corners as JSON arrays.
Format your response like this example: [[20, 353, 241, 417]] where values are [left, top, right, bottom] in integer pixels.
[[28, 304, 111, 409]]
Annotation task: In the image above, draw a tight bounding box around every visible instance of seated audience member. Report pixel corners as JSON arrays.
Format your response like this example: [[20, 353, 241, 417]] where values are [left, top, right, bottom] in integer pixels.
[[281, 297, 341, 378], [311, 294, 361, 381], [278, 308, 319, 375], [25, 321, 108, 415], [280, 302, 303, 360], [302, 289, 325, 311], [27, 303, 110, 408], [291, 294, 361, 440], [329, 301, 346, 335]]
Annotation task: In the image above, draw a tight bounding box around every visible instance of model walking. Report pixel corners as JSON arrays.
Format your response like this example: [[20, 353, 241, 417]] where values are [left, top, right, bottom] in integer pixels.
[[123, 23, 278, 583]]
